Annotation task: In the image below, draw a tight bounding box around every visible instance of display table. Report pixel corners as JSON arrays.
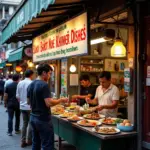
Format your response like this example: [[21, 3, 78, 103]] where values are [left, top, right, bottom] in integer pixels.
[[52, 115, 137, 150]]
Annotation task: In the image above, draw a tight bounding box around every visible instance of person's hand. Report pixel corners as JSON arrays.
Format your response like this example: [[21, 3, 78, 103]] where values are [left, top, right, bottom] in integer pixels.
[[96, 105, 104, 111], [60, 97, 68, 103], [85, 97, 91, 104]]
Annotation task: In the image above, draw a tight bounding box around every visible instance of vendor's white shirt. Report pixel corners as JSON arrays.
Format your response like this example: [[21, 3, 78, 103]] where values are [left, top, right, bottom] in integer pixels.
[[16, 78, 32, 110], [95, 84, 119, 117]]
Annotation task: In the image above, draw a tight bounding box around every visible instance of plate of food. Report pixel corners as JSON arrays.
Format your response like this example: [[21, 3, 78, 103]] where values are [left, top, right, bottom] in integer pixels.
[[59, 112, 75, 118], [92, 126, 120, 135], [51, 107, 65, 115], [102, 118, 123, 125], [67, 115, 83, 122], [77, 119, 102, 127], [83, 113, 105, 120]]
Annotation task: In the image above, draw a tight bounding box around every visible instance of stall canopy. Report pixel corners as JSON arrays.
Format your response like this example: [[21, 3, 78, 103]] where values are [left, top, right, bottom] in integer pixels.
[[0, 62, 6, 68], [8, 47, 24, 62], [1, 0, 86, 44]]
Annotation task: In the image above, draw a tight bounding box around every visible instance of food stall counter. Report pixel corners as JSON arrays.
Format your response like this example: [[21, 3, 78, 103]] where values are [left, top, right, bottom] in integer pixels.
[[52, 115, 137, 150]]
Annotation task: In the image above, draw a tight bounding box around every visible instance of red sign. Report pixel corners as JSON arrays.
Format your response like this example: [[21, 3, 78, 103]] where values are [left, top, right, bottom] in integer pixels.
[[24, 48, 32, 57]]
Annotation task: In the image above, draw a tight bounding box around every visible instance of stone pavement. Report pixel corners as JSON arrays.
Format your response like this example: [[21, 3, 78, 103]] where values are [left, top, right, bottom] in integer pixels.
[[0, 104, 31, 150], [0, 104, 76, 150]]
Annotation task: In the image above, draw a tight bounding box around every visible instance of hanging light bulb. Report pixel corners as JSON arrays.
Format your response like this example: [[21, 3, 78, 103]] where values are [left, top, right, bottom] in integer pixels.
[[111, 26, 126, 57], [111, 38, 126, 57], [70, 64, 76, 73], [50, 65, 54, 71], [35, 65, 39, 69], [27, 60, 34, 68], [20, 71, 23, 74]]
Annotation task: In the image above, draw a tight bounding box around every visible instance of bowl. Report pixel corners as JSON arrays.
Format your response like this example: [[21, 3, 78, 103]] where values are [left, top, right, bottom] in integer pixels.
[[117, 123, 134, 132]]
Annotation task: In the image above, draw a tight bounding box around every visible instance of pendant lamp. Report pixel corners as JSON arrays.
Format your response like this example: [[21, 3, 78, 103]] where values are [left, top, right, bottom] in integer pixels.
[[69, 58, 76, 73], [111, 27, 126, 57]]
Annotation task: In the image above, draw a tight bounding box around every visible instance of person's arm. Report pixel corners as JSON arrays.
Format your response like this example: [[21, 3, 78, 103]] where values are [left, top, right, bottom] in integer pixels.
[[96, 100, 118, 111], [16, 84, 20, 102], [72, 94, 92, 100], [43, 84, 68, 108], [44, 98, 68, 107], [85, 97, 98, 105]]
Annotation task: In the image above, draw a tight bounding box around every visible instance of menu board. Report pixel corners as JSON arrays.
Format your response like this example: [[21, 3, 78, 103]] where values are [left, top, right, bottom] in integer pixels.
[[61, 59, 68, 96]]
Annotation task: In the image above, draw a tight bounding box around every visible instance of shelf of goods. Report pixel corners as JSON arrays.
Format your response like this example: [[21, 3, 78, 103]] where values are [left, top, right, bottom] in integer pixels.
[[80, 58, 104, 73]]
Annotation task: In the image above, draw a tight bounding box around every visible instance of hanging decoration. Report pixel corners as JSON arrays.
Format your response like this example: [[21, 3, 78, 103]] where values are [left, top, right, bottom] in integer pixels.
[[111, 25, 126, 57], [16, 66, 22, 72]]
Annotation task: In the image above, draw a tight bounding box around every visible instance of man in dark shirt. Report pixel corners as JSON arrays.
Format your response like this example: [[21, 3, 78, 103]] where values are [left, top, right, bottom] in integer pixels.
[[27, 63, 68, 150], [72, 75, 96, 106], [4, 74, 20, 136]]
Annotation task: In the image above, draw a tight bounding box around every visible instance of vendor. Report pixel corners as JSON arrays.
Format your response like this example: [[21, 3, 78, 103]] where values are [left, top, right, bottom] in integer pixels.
[[86, 71, 119, 117], [72, 75, 96, 106]]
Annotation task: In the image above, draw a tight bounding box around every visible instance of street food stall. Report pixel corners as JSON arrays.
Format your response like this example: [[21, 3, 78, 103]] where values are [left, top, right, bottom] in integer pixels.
[[32, 10, 137, 149], [0, 0, 140, 149]]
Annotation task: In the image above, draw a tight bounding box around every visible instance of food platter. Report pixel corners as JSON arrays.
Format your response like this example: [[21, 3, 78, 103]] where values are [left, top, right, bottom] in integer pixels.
[[59, 112, 75, 118], [67, 116, 83, 122], [77, 120, 102, 127], [102, 118, 123, 125], [83, 113, 105, 120], [92, 127, 120, 135], [51, 107, 65, 115]]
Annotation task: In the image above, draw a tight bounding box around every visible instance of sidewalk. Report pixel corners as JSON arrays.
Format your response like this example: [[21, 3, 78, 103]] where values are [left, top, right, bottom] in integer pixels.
[[0, 104, 31, 150], [0, 104, 76, 150]]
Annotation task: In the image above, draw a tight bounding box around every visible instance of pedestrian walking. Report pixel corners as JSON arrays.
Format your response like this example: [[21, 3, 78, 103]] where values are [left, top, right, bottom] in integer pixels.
[[4, 74, 20, 136], [0, 76, 5, 104], [27, 63, 68, 150], [4, 74, 13, 89], [16, 70, 34, 148]]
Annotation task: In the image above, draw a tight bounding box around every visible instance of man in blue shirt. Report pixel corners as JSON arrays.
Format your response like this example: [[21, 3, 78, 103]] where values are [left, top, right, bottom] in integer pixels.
[[27, 63, 68, 150]]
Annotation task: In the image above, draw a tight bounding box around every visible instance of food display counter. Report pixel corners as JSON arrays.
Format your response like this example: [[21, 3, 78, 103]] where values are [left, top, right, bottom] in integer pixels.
[[52, 115, 137, 150]]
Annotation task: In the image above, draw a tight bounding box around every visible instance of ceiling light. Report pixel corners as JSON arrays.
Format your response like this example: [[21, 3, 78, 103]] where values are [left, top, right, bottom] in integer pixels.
[[91, 37, 111, 45]]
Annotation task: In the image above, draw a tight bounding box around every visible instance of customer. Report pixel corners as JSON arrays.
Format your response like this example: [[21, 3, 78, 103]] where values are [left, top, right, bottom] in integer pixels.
[[0, 76, 5, 104], [27, 63, 68, 150], [4, 74, 20, 136], [4, 74, 13, 89], [16, 70, 34, 147]]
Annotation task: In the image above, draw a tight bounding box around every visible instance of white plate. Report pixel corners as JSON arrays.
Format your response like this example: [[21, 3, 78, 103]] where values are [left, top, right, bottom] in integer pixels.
[[77, 120, 102, 127], [83, 114, 105, 120], [92, 127, 120, 135], [67, 117, 83, 122]]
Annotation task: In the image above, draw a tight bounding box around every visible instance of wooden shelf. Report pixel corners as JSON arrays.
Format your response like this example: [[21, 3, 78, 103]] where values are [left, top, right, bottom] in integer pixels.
[[81, 71, 102, 73], [81, 63, 104, 65], [107, 71, 124, 73]]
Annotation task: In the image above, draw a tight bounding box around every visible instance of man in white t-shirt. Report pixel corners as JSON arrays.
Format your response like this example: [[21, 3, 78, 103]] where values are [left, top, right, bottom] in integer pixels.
[[86, 71, 119, 117], [16, 70, 34, 148]]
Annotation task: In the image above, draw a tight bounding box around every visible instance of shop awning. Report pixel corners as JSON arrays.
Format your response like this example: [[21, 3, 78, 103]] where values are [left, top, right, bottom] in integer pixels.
[[8, 47, 24, 62], [0, 62, 6, 68], [1, 0, 85, 44]]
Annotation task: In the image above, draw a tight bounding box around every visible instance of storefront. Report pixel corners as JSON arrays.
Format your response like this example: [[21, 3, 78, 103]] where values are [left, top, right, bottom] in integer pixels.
[[1, 0, 147, 149]]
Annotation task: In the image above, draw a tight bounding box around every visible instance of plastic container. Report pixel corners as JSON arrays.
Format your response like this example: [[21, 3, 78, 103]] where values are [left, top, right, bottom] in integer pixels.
[[117, 123, 134, 132]]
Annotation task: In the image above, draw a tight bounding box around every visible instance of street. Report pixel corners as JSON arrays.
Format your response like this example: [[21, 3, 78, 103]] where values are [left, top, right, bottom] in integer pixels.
[[0, 104, 31, 150], [0, 104, 76, 150]]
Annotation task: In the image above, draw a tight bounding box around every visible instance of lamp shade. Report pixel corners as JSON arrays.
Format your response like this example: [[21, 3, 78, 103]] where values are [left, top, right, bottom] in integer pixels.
[[69, 64, 76, 72], [16, 66, 22, 72], [111, 39, 126, 57]]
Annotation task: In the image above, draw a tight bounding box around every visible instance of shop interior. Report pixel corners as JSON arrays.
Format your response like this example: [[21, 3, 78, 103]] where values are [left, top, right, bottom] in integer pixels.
[[49, 10, 135, 121]]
